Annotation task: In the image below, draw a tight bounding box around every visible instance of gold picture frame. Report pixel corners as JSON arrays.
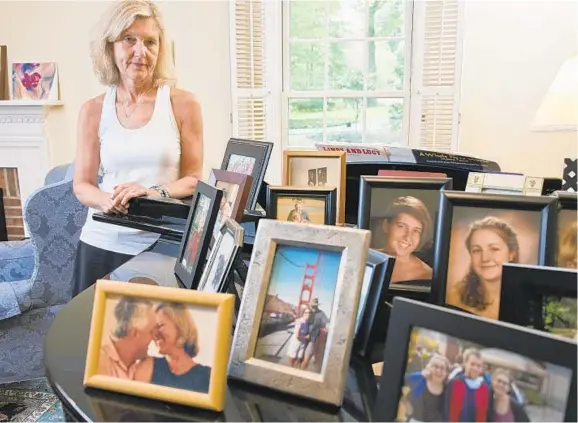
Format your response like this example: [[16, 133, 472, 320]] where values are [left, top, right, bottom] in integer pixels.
[[84, 280, 235, 412], [282, 151, 346, 224]]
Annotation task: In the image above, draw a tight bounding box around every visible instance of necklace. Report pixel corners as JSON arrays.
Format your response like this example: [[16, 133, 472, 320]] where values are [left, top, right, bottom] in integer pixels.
[[121, 87, 152, 118]]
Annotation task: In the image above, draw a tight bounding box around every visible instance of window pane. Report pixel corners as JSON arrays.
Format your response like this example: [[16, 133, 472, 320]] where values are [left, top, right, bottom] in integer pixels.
[[365, 98, 403, 145], [328, 0, 366, 39], [328, 42, 365, 90], [289, 1, 326, 39], [373, 0, 405, 37], [288, 98, 324, 147], [326, 98, 363, 143], [290, 42, 325, 91], [368, 40, 404, 91]]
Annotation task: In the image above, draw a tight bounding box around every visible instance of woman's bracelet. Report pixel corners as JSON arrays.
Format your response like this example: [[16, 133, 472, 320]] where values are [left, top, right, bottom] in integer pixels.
[[150, 185, 170, 198]]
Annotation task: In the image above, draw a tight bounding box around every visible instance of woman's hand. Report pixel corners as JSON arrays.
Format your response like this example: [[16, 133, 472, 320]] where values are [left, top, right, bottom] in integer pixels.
[[111, 183, 156, 209], [98, 191, 129, 215]]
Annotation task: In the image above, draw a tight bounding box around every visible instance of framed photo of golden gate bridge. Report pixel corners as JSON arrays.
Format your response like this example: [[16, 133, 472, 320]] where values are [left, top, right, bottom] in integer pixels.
[[228, 219, 370, 406]]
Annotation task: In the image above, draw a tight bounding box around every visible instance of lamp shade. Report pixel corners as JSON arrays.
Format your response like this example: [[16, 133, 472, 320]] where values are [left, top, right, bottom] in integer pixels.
[[532, 54, 578, 132]]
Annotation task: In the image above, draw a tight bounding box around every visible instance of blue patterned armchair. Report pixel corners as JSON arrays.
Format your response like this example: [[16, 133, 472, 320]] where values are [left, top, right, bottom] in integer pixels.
[[0, 164, 87, 383]]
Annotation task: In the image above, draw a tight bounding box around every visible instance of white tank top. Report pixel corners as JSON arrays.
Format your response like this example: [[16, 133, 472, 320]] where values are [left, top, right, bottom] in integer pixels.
[[79, 84, 181, 255]]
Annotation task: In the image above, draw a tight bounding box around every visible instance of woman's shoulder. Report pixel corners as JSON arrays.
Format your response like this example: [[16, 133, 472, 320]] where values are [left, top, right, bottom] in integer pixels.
[[169, 87, 201, 109]]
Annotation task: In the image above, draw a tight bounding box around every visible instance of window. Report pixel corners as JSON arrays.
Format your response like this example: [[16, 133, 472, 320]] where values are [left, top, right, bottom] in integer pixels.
[[284, 0, 411, 147], [230, 0, 464, 154]]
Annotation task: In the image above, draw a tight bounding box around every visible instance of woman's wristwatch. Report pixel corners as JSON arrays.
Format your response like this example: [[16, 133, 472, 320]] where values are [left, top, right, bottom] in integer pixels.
[[150, 185, 170, 198]]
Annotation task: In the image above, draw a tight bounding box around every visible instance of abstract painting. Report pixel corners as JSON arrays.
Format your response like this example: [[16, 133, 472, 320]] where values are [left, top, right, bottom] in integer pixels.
[[12, 62, 59, 101]]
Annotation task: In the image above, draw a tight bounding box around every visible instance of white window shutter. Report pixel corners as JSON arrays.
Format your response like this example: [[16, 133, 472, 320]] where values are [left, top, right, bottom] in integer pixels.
[[229, 0, 282, 183], [409, 0, 464, 152]]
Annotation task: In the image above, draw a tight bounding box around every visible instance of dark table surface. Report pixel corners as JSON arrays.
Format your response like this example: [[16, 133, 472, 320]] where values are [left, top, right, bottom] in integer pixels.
[[44, 239, 379, 422]]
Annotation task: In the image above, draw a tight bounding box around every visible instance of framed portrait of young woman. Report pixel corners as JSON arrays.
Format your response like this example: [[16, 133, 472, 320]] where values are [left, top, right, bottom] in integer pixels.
[[431, 192, 557, 320], [358, 176, 453, 291], [553, 191, 577, 270]]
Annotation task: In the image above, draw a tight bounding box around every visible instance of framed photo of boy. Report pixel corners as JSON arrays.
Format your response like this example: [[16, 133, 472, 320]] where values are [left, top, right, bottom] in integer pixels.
[[208, 169, 252, 237], [374, 297, 577, 422], [266, 186, 337, 225], [228, 219, 370, 406], [554, 191, 577, 269], [282, 151, 346, 224], [432, 192, 557, 320], [499, 263, 577, 340], [84, 280, 235, 412], [220, 138, 273, 211], [174, 181, 223, 289], [358, 176, 452, 290], [197, 220, 244, 294]]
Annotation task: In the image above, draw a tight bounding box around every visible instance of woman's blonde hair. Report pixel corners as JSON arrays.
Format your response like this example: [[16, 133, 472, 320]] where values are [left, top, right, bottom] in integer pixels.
[[156, 303, 199, 357], [90, 0, 176, 87]]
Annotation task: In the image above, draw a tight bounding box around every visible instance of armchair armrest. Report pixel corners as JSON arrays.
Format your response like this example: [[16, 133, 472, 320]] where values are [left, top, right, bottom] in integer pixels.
[[0, 240, 34, 283]]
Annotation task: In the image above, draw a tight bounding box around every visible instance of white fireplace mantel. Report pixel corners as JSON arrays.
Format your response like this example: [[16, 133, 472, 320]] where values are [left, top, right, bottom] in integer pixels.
[[0, 100, 62, 228]]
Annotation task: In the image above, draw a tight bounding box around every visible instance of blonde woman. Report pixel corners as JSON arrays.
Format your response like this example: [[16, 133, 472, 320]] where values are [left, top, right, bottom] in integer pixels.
[[72, 0, 203, 297], [447, 216, 520, 319], [135, 303, 211, 393], [490, 368, 530, 422]]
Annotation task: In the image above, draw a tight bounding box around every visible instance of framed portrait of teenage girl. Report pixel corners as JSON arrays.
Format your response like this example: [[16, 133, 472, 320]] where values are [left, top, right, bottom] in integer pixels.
[[358, 176, 453, 290], [431, 192, 557, 320], [554, 191, 577, 270]]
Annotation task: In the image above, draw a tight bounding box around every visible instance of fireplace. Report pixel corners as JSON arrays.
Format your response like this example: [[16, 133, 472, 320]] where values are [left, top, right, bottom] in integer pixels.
[[0, 168, 24, 240], [0, 101, 61, 239]]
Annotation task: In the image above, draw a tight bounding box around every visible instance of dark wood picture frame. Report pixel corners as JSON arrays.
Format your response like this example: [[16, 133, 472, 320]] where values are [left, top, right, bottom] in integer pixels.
[[266, 186, 337, 225], [197, 219, 244, 294], [220, 138, 273, 211], [174, 181, 223, 289], [431, 192, 557, 308], [358, 176, 453, 292], [500, 263, 577, 338], [352, 249, 395, 359], [374, 297, 577, 422], [553, 191, 577, 269]]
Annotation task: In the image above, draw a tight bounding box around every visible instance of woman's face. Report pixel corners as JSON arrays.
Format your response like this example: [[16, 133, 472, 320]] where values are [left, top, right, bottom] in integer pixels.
[[469, 228, 515, 283], [492, 373, 510, 397], [427, 357, 448, 384], [154, 310, 178, 355], [113, 18, 160, 85], [383, 212, 423, 258]]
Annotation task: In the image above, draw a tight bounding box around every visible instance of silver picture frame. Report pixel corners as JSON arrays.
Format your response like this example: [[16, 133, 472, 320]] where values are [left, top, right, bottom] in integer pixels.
[[228, 219, 371, 406]]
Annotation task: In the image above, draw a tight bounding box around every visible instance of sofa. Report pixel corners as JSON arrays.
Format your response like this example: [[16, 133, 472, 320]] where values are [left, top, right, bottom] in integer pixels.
[[0, 164, 87, 383]]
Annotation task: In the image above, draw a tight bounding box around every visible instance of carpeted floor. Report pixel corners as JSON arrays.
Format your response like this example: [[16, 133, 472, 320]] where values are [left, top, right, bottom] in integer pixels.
[[0, 378, 63, 422]]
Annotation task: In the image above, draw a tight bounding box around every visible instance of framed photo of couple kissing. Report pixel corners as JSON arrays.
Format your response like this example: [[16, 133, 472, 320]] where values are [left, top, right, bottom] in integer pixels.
[[431, 192, 557, 320], [282, 151, 346, 224], [84, 280, 235, 412]]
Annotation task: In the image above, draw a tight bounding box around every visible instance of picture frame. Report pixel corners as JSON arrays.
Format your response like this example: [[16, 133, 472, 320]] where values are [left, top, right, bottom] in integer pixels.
[[84, 280, 235, 412], [499, 263, 577, 340], [374, 297, 577, 422], [282, 151, 346, 224], [208, 169, 253, 225], [197, 219, 244, 294], [553, 191, 577, 269], [266, 186, 337, 225], [352, 249, 395, 359], [220, 138, 273, 211], [228, 219, 371, 406], [358, 176, 452, 290], [174, 181, 223, 289], [432, 191, 557, 319], [465, 172, 544, 196]]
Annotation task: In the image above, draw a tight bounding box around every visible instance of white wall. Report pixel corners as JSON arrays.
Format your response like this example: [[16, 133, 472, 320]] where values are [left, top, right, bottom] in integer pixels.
[[0, 1, 232, 179], [458, 0, 578, 178]]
